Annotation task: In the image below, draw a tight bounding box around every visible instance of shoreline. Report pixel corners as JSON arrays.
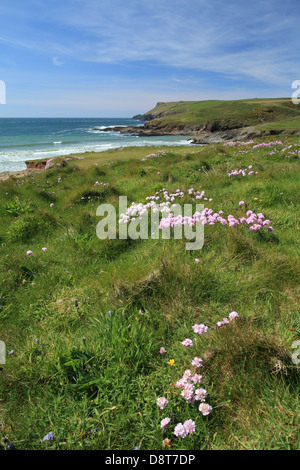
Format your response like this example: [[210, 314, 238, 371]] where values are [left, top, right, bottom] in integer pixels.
[[0, 138, 194, 181], [0, 167, 42, 182]]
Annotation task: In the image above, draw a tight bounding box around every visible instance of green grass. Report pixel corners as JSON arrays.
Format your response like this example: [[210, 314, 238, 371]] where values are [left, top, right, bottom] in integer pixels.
[[143, 98, 300, 132], [0, 135, 299, 450]]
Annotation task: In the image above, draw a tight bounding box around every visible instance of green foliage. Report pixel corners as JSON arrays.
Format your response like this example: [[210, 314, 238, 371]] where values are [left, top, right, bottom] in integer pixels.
[[0, 136, 299, 450], [0, 197, 32, 216], [6, 211, 56, 242]]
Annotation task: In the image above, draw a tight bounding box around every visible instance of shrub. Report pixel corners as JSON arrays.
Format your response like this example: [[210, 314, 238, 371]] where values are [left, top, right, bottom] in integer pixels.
[[7, 211, 56, 242]]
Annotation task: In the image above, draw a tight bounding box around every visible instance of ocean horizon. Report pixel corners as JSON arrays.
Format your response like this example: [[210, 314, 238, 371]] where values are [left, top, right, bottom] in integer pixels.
[[0, 117, 192, 174]]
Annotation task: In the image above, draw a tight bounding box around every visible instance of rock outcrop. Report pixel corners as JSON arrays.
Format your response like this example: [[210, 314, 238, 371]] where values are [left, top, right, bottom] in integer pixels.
[[99, 122, 299, 143]]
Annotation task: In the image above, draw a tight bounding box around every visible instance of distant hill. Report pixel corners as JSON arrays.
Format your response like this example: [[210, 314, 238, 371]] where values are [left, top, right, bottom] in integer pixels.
[[131, 98, 300, 143]]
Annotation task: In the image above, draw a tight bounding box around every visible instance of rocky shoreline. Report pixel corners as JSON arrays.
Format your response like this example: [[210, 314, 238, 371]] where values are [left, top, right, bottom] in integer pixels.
[[0, 155, 85, 181], [96, 122, 299, 144]]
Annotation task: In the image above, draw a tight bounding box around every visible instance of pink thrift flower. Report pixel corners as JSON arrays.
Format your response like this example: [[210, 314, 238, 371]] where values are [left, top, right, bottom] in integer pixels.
[[157, 397, 168, 410], [181, 385, 195, 403], [229, 311, 239, 321], [160, 418, 171, 429], [160, 347, 166, 354], [192, 324, 208, 335], [26, 250, 33, 255], [199, 403, 212, 416], [183, 369, 192, 379], [191, 357, 203, 367], [191, 374, 202, 384], [239, 201, 245, 206], [183, 419, 196, 434], [42, 247, 47, 252], [50, 203, 54, 207], [176, 378, 187, 389], [195, 388, 207, 402], [181, 338, 193, 347], [217, 318, 229, 328], [174, 423, 188, 438]]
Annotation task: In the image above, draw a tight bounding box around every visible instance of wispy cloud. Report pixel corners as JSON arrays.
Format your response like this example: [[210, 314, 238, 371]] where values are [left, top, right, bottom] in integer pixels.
[[52, 56, 63, 67], [0, 0, 299, 115]]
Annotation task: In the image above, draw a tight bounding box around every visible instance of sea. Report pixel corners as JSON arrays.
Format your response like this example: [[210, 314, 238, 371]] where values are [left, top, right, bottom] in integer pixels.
[[0, 117, 193, 173]]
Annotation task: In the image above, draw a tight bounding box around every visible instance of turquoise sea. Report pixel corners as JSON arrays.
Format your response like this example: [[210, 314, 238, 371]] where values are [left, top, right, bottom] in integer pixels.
[[0, 118, 192, 173]]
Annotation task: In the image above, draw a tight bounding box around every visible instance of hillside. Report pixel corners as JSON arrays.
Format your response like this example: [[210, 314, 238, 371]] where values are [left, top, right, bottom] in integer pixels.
[[129, 98, 300, 142], [0, 135, 299, 450]]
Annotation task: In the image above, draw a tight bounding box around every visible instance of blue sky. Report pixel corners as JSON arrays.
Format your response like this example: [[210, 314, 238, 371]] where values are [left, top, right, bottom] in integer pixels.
[[0, 0, 299, 117]]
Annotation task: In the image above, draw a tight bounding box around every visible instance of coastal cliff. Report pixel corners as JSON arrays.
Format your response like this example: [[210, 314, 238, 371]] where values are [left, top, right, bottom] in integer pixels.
[[102, 99, 300, 143]]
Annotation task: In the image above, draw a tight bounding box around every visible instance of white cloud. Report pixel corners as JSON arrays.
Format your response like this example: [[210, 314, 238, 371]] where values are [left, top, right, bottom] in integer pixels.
[[52, 56, 63, 66]]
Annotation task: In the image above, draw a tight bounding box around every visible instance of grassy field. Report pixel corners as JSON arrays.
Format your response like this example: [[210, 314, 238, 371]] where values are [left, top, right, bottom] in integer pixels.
[[0, 136, 299, 450], [143, 98, 300, 132]]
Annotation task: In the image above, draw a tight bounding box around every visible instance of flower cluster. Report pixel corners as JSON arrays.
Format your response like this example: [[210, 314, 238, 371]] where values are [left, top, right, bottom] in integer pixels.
[[253, 140, 283, 149], [159, 206, 273, 233], [141, 150, 166, 161], [224, 140, 254, 147], [192, 323, 208, 335], [119, 187, 212, 225], [174, 420, 196, 438], [240, 210, 273, 232], [228, 165, 258, 177], [216, 311, 239, 328], [157, 311, 241, 445], [176, 366, 207, 405]]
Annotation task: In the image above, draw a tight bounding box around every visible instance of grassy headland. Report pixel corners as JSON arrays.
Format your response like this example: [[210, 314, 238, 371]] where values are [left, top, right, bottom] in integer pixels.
[[0, 131, 299, 449], [129, 98, 300, 141]]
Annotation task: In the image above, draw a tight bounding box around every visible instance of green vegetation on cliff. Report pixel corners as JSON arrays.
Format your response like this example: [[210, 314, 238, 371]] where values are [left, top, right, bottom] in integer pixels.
[[139, 98, 300, 133]]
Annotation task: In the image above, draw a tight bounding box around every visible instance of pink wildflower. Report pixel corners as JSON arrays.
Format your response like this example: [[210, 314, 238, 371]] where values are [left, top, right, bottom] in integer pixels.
[[183, 419, 196, 434], [191, 357, 203, 367], [192, 324, 208, 335], [181, 384, 195, 403], [229, 311, 239, 321], [191, 374, 202, 384], [176, 378, 188, 389], [195, 388, 207, 402], [157, 397, 168, 410], [183, 369, 192, 380], [199, 403, 212, 416], [181, 339, 193, 347], [217, 318, 229, 328], [160, 418, 171, 429], [174, 423, 188, 438]]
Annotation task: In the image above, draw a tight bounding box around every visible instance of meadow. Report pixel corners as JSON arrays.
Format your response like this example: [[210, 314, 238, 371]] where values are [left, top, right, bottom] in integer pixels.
[[0, 136, 299, 450]]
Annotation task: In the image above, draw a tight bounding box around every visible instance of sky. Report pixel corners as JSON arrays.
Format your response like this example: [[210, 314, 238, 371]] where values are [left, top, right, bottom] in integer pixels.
[[0, 0, 299, 117]]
